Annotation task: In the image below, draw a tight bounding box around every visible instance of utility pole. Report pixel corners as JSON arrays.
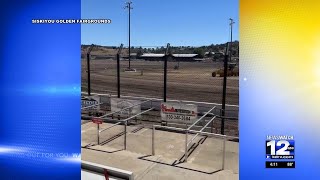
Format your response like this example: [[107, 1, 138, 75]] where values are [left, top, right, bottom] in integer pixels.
[[87, 44, 95, 96], [221, 43, 229, 135], [164, 43, 170, 102], [221, 19, 234, 135], [229, 18, 235, 62], [125, 1, 133, 70]]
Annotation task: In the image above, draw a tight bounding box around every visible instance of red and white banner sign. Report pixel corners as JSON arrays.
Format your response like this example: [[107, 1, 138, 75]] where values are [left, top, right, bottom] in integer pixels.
[[92, 118, 103, 124], [161, 102, 197, 124]]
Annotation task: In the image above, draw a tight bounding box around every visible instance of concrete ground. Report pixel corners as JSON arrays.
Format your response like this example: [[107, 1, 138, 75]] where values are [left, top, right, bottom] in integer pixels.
[[82, 122, 239, 180]]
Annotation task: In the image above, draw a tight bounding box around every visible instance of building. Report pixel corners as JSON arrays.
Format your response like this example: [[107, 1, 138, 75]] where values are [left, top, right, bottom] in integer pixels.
[[138, 53, 165, 61], [204, 51, 215, 57], [138, 53, 200, 62], [122, 53, 138, 60], [172, 54, 199, 62]]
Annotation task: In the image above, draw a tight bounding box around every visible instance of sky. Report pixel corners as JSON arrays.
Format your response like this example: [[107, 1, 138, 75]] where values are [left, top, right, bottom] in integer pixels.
[[81, 0, 239, 47]]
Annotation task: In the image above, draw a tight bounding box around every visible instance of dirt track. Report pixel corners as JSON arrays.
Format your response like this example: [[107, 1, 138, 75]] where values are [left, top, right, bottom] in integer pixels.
[[81, 59, 239, 105]]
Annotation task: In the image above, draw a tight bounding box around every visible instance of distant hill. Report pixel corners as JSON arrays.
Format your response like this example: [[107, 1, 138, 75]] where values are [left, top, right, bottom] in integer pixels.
[[81, 41, 239, 60]]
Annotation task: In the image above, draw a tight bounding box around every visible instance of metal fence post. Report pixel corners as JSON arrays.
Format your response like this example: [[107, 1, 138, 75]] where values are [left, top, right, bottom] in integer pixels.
[[222, 135, 226, 170], [211, 118, 214, 133], [87, 44, 95, 96], [87, 53, 91, 96], [163, 55, 167, 102], [152, 125, 155, 155], [184, 130, 188, 162], [163, 43, 170, 102], [97, 124, 100, 145], [221, 42, 230, 135], [117, 53, 120, 98], [117, 44, 123, 98], [124, 121, 127, 150]]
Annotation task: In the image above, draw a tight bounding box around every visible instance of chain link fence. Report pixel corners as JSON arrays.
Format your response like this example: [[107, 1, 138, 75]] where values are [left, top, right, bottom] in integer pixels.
[[81, 43, 239, 136]]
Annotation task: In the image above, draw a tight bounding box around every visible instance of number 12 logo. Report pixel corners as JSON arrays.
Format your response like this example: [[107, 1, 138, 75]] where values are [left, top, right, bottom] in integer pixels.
[[266, 140, 294, 155]]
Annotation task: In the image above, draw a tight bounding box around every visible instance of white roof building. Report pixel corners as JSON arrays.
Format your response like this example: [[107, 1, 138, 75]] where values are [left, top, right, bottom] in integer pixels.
[[140, 53, 165, 58], [172, 54, 198, 58], [205, 52, 215, 55], [140, 53, 199, 58]]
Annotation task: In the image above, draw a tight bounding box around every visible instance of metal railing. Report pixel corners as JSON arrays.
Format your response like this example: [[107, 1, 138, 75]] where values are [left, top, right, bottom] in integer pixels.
[[187, 116, 217, 148], [97, 107, 155, 149], [85, 103, 238, 171], [187, 106, 216, 130], [179, 106, 217, 163], [82, 95, 238, 171], [151, 123, 238, 170]]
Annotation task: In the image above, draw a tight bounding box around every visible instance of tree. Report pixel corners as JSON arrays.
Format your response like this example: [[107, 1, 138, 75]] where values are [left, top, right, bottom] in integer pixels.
[[137, 48, 143, 57], [193, 48, 205, 58]]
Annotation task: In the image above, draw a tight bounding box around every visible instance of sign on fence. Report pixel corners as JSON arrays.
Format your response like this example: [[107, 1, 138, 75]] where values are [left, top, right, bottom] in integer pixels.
[[81, 95, 101, 110], [92, 118, 103, 124], [111, 98, 141, 117], [161, 102, 198, 124]]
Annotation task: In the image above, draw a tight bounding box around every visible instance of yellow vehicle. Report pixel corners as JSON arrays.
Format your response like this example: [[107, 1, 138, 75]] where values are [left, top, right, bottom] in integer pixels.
[[212, 63, 239, 77]]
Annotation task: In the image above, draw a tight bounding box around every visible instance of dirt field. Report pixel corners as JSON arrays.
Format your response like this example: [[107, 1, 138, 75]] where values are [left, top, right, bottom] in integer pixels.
[[81, 59, 239, 105]]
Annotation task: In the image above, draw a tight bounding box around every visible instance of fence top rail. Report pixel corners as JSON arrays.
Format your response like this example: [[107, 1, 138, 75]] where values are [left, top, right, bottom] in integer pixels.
[[81, 91, 239, 108], [187, 106, 216, 130], [99, 99, 153, 118]]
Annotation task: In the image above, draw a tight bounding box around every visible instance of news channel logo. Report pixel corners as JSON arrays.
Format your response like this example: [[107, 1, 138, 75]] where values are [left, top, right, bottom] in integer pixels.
[[265, 135, 295, 168]]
